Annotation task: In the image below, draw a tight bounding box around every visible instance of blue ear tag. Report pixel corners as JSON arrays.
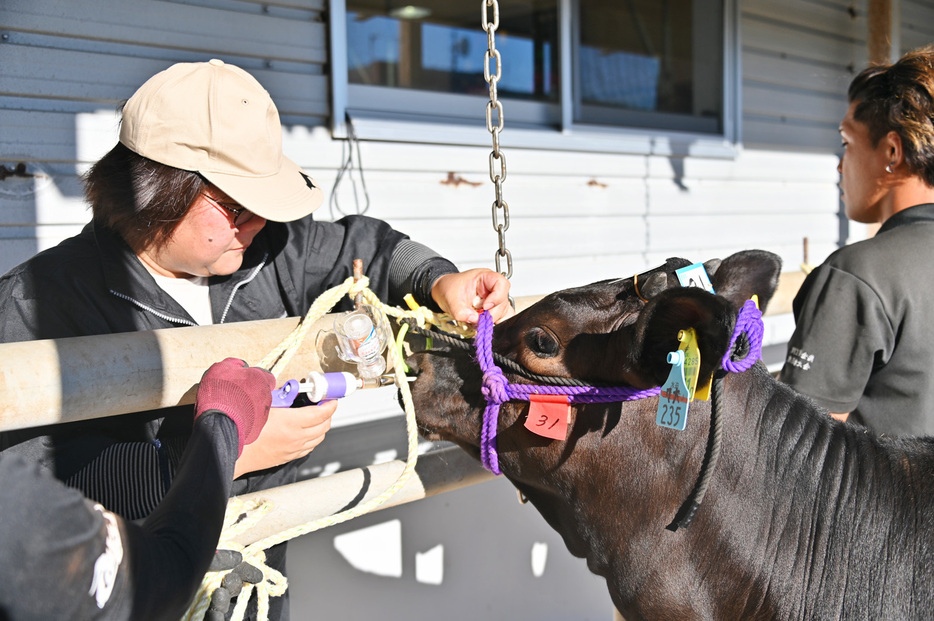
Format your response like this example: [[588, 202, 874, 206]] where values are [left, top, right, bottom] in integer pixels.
[[675, 263, 715, 293], [656, 350, 690, 431]]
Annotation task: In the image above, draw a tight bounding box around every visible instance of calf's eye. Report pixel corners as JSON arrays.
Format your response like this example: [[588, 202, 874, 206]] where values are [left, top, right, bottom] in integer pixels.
[[525, 327, 560, 357]]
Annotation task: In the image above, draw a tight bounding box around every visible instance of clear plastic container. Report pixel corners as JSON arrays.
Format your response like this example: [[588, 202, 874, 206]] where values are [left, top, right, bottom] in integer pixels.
[[333, 305, 388, 379]]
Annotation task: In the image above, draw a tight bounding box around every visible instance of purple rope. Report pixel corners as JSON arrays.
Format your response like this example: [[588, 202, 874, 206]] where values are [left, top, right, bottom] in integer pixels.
[[475, 299, 764, 475], [720, 299, 763, 373], [476, 312, 660, 474]]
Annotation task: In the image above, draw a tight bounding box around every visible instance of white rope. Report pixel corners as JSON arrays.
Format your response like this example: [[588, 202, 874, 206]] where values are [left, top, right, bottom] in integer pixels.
[[182, 277, 474, 621]]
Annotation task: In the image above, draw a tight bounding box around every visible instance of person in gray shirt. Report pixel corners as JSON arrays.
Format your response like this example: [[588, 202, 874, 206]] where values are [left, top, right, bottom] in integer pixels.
[[781, 45, 934, 436]]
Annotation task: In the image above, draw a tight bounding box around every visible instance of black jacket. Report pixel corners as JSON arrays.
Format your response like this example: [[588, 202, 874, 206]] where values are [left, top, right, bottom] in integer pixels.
[[0, 214, 455, 501]]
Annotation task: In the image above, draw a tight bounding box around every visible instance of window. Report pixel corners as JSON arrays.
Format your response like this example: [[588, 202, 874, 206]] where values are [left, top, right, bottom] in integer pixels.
[[575, 0, 724, 134], [335, 0, 734, 143], [347, 1, 558, 103]]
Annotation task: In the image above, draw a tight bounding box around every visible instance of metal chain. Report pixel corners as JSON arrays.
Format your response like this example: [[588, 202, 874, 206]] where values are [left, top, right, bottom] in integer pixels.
[[482, 0, 513, 279]]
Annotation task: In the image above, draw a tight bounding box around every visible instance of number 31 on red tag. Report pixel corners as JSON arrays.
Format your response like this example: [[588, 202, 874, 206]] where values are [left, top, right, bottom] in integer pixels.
[[525, 394, 570, 440]]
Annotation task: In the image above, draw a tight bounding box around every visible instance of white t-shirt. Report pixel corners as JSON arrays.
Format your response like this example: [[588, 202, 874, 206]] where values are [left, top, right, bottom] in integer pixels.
[[149, 272, 213, 325]]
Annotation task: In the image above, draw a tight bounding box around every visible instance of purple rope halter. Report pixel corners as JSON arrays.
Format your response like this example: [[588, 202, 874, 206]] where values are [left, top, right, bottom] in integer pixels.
[[475, 298, 764, 475], [721, 299, 763, 374]]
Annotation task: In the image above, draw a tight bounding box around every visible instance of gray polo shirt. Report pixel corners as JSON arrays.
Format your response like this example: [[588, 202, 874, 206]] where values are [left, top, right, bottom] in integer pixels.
[[780, 203, 934, 436]]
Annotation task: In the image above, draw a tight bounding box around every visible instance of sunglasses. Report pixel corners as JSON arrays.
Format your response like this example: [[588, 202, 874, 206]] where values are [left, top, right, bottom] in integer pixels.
[[202, 193, 254, 226]]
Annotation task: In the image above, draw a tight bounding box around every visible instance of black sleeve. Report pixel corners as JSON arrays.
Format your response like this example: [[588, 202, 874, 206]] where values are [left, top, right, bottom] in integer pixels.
[[779, 263, 894, 413], [272, 214, 459, 316], [388, 239, 458, 312], [0, 412, 239, 621]]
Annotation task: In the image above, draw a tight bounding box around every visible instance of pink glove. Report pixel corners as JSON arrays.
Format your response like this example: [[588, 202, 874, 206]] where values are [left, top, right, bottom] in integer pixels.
[[195, 358, 276, 456]]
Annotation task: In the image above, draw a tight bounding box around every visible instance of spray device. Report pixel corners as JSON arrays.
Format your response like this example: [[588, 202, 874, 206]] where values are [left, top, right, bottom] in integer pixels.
[[271, 371, 395, 408], [272, 260, 400, 407]]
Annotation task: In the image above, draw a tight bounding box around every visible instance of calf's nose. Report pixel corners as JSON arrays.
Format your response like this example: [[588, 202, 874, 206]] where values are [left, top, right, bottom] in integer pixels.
[[403, 354, 422, 378]]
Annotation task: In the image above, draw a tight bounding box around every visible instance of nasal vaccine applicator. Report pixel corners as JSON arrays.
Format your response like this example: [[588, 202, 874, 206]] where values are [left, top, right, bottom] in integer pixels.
[[271, 371, 394, 407]]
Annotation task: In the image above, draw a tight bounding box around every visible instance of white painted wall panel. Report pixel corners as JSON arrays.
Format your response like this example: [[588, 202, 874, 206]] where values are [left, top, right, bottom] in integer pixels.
[[3, 0, 326, 64], [742, 16, 862, 64], [745, 85, 845, 125], [744, 0, 865, 36], [743, 53, 853, 96], [740, 0, 862, 150], [6, 1, 934, 618], [742, 117, 842, 150], [902, 0, 934, 50]]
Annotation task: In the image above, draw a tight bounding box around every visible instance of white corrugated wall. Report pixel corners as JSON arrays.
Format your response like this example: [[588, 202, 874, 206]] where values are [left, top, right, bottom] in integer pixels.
[[2, 1, 934, 618]]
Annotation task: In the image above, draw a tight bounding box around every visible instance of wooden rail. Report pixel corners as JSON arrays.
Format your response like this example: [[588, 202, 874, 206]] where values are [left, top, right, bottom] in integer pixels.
[[0, 272, 805, 434]]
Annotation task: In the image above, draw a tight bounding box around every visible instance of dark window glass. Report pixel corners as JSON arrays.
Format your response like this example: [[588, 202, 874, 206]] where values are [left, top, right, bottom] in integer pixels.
[[576, 0, 724, 133], [347, 1, 559, 102], [345, 0, 724, 134]]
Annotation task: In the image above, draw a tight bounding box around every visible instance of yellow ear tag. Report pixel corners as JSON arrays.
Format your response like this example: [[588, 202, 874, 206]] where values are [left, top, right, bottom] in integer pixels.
[[694, 376, 712, 401], [678, 328, 710, 401], [690, 296, 759, 400], [678, 328, 713, 401]]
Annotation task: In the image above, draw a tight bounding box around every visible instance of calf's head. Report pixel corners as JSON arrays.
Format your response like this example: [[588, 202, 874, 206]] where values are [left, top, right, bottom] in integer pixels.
[[409, 250, 781, 490]]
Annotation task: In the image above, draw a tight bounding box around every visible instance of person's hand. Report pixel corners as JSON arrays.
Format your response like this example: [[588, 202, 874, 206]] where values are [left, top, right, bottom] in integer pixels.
[[195, 358, 276, 456], [233, 400, 337, 478], [431, 268, 514, 324]]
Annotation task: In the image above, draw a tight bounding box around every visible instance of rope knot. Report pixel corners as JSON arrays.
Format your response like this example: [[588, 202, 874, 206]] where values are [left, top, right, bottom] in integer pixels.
[[720, 299, 764, 374], [482, 368, 510, 404], [348, 276, 371, 297], [401, 305, 435, 329]]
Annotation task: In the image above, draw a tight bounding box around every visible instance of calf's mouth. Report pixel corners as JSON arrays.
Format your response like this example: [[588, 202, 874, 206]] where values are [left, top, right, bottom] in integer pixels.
[[404, 347, 486, 449]]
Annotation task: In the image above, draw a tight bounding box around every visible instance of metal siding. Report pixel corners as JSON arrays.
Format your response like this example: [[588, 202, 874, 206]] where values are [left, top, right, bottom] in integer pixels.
[[0, 2, 328, 130], [2, 0, 933, 310], [4, 2, 934, 618], [902, 0, 934, 50], [0, 0, 328, 271], [740, 0, 863, 150]]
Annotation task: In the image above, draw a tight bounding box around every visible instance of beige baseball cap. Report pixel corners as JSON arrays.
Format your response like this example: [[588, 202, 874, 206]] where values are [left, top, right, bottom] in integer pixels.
[[119, 58, 323, 222]]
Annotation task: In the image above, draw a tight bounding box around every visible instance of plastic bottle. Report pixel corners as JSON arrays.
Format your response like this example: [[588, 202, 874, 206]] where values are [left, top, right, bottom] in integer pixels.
[[333, 306, 387, 379]]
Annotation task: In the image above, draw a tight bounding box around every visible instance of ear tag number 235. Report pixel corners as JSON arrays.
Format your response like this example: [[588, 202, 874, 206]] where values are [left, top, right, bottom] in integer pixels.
[[656, 263, 715, 430], [656, 350, 691, 431]]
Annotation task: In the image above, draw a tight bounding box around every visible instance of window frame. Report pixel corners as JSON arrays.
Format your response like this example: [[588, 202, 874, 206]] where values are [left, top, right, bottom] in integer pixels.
[[329, 0, 741, 157]]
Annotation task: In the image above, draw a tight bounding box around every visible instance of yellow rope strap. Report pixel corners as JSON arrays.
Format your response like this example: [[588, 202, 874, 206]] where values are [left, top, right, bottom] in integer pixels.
[[182, 276, 474, 621]]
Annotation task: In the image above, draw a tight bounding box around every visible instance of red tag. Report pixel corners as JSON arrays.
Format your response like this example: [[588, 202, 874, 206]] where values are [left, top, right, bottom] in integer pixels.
[[525, 394, 570, 440]]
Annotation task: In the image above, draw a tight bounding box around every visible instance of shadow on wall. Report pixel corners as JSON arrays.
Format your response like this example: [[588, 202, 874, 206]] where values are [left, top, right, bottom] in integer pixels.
[[667, 154, 688, 192], [0, 162, 47, 274], [286, 418, 614, 620], [0, 162, 90, 275], [0, 106, 114, 275], [287, 473, 614, 621]]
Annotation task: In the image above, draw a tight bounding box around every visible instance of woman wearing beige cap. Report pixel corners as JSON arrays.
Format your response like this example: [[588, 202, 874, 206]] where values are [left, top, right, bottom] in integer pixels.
[[0, 59, 512, 619]]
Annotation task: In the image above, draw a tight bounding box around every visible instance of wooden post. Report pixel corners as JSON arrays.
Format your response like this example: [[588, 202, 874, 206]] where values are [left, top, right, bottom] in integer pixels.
[[0, 315, 346, 433], [868, 0, 893, 65]]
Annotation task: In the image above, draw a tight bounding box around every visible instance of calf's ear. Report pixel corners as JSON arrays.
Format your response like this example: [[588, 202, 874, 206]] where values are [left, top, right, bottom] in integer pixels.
[[627, 287, 736, 387], [707, 249, 782, 312]]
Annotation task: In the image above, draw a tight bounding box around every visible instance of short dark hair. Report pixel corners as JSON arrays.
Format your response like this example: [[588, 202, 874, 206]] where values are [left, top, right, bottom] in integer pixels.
[[83, 142, 206, 253], [849, 44, 934, 186]]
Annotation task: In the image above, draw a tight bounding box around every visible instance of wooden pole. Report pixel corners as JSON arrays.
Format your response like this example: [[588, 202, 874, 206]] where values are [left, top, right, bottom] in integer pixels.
[[868, 0, 893, 65], [228, 446, 492, 546], [0, 285, 801, 435], [0, 315, 343, 432]]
